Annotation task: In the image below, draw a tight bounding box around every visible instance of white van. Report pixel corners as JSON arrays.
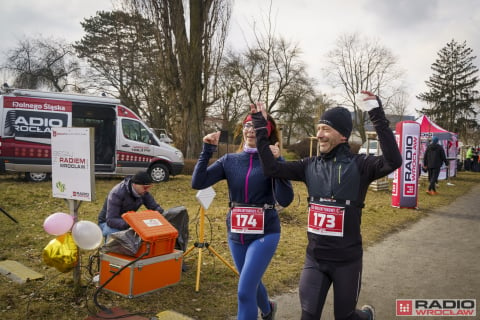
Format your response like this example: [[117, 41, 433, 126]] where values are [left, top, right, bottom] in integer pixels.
[[0, 89, 184, 182]]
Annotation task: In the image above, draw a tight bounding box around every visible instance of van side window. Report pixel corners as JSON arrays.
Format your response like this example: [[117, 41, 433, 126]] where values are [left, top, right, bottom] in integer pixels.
[[122, 119, 151, 144]]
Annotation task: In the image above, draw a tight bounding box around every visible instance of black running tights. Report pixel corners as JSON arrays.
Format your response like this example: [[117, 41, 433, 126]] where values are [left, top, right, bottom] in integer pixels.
[[299, 255, 369, 320]]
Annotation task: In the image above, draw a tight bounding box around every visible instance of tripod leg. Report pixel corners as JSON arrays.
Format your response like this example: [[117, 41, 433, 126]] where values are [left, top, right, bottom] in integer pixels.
[[195, 206, 207, 292], [0, 207, 18, 223], [183, 245, 195, 257], [207, 245, 239, 276], [189, 206, 239, 291], [195, 246, 202, 292]]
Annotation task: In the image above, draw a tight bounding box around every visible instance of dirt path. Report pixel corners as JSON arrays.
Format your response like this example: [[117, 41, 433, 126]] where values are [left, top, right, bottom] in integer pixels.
[[272, 183, 480, 319]]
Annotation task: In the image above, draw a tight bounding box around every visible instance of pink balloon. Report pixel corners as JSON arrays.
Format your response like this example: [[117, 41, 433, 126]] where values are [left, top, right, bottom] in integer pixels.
[[43, 212, 74, 235]]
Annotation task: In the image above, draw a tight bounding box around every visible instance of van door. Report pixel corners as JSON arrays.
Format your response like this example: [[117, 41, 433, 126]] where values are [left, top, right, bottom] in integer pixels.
[[72, 103, 116, 172], [117, 117, 157, 175]]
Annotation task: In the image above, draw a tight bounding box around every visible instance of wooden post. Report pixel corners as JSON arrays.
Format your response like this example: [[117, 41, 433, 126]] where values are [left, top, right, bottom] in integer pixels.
[[67, 199, 82, 295]]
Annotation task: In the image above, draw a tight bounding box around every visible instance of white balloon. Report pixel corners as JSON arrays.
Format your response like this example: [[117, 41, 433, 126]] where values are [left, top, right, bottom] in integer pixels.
[[72, 220, 103, 250]]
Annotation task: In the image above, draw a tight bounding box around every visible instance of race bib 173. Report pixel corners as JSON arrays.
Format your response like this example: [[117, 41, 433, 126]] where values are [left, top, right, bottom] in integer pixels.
[[307, 203, 345, 237]]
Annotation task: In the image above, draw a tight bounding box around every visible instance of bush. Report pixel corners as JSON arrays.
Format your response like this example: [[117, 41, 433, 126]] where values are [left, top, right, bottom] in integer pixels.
[[182, 159, 198, 175], [181, 143, 240, 175], [286, 138, 318, 158], [282, 150, 300, 161]]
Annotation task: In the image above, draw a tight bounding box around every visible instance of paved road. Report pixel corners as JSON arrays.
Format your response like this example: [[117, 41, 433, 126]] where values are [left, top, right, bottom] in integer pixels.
[[272, 183, 480, 319]]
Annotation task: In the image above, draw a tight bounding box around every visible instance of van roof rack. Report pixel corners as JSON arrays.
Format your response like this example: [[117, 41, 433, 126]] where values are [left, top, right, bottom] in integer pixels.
[[10, 89, 121, 104]]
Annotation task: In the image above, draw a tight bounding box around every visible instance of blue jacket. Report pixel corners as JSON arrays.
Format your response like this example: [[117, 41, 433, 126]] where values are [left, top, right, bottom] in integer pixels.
[[191, 144, 294, 244], [97, 177, 164, 230]]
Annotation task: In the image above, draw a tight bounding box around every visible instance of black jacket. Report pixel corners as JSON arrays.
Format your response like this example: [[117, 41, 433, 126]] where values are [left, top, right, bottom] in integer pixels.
[[423, 143, 448, 169], [252, 106, 402, 262]]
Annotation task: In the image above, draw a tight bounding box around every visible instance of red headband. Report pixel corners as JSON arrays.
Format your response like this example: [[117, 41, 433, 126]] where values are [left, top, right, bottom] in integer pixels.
[[243, 115, 273, 137]]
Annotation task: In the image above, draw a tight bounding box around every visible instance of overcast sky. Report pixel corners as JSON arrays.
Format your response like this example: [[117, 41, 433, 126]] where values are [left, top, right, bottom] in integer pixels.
[[1, 0, 479, 116]]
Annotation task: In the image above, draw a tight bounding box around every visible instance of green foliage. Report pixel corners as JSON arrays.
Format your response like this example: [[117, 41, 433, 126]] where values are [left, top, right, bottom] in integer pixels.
[[417, 39, 479, 141], [74, 10, 166, 126], [281, 150, 300, 161]]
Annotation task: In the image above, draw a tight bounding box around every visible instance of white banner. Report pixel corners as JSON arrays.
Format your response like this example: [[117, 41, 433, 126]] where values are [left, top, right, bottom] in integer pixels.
[[51, 127, 95, 201]]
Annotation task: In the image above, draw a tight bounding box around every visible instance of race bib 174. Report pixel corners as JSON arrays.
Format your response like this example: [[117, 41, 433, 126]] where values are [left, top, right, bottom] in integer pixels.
[[230, 207, 265, 234]]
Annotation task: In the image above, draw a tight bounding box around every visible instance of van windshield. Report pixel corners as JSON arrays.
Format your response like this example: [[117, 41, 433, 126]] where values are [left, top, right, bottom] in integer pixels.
[[122, 119, 158, 145]]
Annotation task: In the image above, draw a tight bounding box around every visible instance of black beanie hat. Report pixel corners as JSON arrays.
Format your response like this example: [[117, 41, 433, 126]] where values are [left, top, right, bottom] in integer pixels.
[[131, 172, 153, 185], [318, 107, 353, 139]]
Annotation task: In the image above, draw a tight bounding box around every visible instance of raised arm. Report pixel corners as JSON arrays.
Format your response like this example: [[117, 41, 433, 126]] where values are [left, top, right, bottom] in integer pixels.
[[250, 103, 306, 182], [358, 91, 402, 180], [191, 132, 226, 190]]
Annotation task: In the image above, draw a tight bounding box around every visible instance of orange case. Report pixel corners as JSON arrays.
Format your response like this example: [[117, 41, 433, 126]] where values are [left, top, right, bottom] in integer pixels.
[[122, 210, 178, 258], [99, 250, 182, 298]]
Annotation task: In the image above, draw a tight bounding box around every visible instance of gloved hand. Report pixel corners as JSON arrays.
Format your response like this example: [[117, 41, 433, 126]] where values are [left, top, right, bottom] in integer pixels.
[[356, 90, 380, 112]]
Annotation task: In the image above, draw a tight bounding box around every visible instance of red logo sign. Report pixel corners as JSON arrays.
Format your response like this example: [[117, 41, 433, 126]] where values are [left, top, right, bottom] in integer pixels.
[[396, 299, 476, 316], [397, 300, 413, 316]]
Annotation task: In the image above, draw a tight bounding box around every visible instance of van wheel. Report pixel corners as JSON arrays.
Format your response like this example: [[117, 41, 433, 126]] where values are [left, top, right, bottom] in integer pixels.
[[26, 172, 49, 182], [150, 164, 169, 182]]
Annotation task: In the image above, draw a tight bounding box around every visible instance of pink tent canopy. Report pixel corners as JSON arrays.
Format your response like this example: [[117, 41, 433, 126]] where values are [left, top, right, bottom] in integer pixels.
[[417, 115, 452, 135]]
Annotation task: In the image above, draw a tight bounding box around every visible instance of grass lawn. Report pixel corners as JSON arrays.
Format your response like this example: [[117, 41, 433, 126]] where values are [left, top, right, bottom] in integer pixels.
[[0, 171, 479, 319]]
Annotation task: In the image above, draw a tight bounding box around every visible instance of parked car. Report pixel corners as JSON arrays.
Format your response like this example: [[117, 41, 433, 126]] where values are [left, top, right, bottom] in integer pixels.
[[358, 140, 378, 155]]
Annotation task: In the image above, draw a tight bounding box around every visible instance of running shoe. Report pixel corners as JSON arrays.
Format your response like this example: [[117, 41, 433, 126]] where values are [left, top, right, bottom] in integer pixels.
[[262, 300, 277, 320], [361, 304, 375, 320]]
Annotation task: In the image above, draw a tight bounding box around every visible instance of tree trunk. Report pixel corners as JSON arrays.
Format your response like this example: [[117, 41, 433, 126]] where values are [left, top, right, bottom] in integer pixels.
[[184, 0, 207, 159]]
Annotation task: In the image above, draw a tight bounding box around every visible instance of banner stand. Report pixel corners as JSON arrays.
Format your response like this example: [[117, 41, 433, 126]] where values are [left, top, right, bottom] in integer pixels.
[[392, 121, 421, 209]]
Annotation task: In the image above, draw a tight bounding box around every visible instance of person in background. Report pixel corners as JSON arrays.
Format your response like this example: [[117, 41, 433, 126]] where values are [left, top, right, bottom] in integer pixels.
[[423, 136, 448, 195], [191, 113, 294, 320], [465, 146, 474, 171], [98, 172, 163, 237], [472, 147, 479, 172], [251, 91, 402, 320], [97, 171, 189, 252]]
